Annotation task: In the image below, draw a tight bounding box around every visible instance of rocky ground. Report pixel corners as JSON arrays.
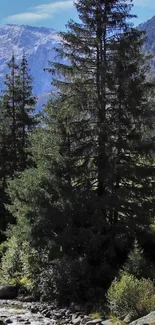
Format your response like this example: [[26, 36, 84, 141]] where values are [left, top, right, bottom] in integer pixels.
[[0, 300, 102, 325], [1, 299, 155, 325]]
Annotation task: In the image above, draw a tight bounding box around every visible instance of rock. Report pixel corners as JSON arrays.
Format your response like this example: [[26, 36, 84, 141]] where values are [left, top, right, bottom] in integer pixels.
[[0, 321, 5, 325], [21, 296, 34, 302], [30, 306, 39, 313], [129, 312, 155, 325], [72, 316, 81, 325], [124, 313, 134, 323], [54, 312, 63, 319], [81, 317, 92, 324], [66, 310, 72, 316], [5, 320, 13, 324], [0, 286, 18, 299], [101, 321, 114, 325], [18, 319, 26, 323], [62, 319, 71, 324], [42, 308, 51, 318], [86, 320, 102, 325]]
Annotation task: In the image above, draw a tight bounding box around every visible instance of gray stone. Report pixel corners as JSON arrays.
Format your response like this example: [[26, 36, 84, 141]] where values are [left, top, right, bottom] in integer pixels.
[[41, 308, 52, 318], [0, 286, 18, 299], [101, 322, 114, 325], [101, 321, 114, 325], [81, 317, 92, 324], [129, 312, 155, 325], [72, 315, 81, 325], [86, 319, 102, 325], [18, 319, 26, 322], [54, 312, 63, 319], [0, 321, 5, 325], [21, 296, 34, 302], [5, 320, 13, 324], [30, 306, 39, 313], [124, 313, 134, 323]]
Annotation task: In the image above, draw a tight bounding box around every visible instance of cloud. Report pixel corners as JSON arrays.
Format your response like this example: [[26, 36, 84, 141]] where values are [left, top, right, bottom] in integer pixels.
[[5, 0, 154, 25], [4, 0, 74, 24], [133, 0, 155, 8]]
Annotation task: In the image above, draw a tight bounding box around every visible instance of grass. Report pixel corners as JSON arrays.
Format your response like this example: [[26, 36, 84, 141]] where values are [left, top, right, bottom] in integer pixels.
[[109, 316, 126, 325], [90, 312, 103, 319]]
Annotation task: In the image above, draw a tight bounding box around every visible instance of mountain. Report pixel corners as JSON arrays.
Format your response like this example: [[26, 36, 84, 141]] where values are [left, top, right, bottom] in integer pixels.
[[0, 24, 63, 108], [139, 16, 155, 78], [0, 20, 155, 110]]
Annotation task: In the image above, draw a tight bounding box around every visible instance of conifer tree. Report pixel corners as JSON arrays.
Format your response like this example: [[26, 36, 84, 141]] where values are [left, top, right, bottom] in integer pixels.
[[4, 0, 155, 302], [16, 54, 36, 169], [2, 54, 19, 173], [45, 0, 155, 293], [43, 0, 155, 265], [0, 54, 36, 242]]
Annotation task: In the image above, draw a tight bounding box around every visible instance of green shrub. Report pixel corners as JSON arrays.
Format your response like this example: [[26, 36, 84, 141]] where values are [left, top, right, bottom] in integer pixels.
[[90, 312, 103, 319], [0, 232, 38, 294], [107, 272, 155, 319], [123, 240, 148, 279]]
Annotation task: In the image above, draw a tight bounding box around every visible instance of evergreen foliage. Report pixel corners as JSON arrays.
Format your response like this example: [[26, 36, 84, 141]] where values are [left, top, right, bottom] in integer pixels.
[[0, 0, 155, 307], [0, 54, 36, 242]]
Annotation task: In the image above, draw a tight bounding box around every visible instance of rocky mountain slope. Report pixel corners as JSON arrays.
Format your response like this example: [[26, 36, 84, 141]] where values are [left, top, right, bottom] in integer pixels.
[[0, 19, 155, 109], [0, 24, 63, 108], [139, 16, 155, 77]]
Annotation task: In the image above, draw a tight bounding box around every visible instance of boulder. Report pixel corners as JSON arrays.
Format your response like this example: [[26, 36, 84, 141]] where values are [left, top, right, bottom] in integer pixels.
[[81, 317, 92, 324], [101, 321, 115, 325], [0, 285, 18, 299], [86, 319, 102, 325], [0, 321, 5, 325], [72, 315, 81, 325], [124, 313, 134, 323], [129, 311, 155, 325]]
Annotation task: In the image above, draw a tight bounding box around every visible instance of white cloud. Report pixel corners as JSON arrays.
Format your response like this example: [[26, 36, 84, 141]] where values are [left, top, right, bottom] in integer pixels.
[[5, 0, 154, 25], [4, 0, 74, 24]]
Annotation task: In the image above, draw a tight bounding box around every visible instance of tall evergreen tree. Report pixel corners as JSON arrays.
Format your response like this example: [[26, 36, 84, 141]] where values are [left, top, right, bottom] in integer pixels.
[[4, 0, 155, 303], [16, 54, 36, 169], [49, 0, 155, 258], [0, 54, 36, 242], [1, 54, 19, 173]]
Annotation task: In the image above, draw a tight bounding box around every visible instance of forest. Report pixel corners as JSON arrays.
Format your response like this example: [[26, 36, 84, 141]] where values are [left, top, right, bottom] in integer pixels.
[[0, 0, 155, 319]]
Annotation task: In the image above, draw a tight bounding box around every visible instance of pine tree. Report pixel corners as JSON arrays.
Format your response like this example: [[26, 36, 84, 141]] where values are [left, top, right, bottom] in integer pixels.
[[45, 0, 155, 294], [1, 54, 19, 173], [0, 54, 37, 242], [16, 54, 36, 169], [50, 0, 155, 245], [4, 0, 155, 303]]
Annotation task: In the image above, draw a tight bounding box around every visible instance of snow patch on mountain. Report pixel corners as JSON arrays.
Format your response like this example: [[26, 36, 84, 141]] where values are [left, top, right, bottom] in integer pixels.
[[0, 24, 63, 107]]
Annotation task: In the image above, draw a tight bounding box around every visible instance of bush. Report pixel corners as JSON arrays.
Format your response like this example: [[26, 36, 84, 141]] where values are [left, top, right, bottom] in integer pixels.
[[0, 234, 38, 294], [107, 272, 155, 319], [123, 240, 149, 279]]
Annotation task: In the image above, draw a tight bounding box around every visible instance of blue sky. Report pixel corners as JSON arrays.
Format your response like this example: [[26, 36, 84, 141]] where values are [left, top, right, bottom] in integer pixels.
[[0, 0, 155, 31]]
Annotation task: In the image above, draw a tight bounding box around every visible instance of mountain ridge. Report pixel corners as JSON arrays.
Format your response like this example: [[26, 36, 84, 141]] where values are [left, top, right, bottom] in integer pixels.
[[0, 19, 154, 109], [0, 24, 62, 108]]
